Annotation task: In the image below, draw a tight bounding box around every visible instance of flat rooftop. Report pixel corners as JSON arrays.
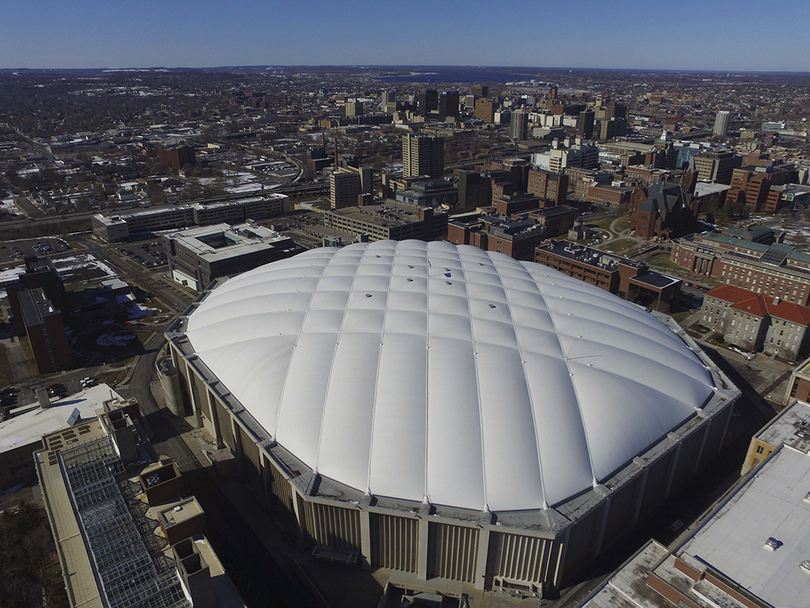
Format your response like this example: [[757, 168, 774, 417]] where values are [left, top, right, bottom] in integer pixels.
[[680, 445, 810, 608], [326, 200, 435, 227], [167, 222, 295, 262], [0, 384, 122, 453], [755, 400, 810, 452]]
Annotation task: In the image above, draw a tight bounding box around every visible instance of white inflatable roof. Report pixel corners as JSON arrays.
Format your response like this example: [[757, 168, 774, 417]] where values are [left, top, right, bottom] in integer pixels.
[[185, 241, 714, 512]]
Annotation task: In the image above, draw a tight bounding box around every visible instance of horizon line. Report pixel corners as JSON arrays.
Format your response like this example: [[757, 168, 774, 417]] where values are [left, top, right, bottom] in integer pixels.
[[2, 64, 810, 75]]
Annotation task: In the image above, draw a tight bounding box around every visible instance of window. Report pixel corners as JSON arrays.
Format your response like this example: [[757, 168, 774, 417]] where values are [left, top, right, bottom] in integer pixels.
[[756, 445, 765, 455]]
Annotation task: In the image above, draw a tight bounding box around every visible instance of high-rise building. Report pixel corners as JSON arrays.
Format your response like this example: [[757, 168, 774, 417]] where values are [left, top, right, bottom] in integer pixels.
[[511, 110, 529, 140], [417, 89, 438, 116], [470, 84, 489, 97], [457, 171, 492, 209], [439, 91, 460, 119], [576, 110, 595, 139], [475, 98, 496, 123], [330, 171, 361, 209], [345, 100, 364, 117], [18, 288, 72, 373], [690, 151, 742, 184], [381, 91, 395, 107], [713, 111, 730, 137], [402, 134, 445, 178]]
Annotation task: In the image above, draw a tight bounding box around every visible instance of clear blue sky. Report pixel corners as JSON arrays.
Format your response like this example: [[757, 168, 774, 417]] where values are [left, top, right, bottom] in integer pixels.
[[1, 0, 808, 71]]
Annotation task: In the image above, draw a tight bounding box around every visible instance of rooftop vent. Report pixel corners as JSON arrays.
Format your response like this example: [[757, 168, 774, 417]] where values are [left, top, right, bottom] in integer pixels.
[[804, 492, 810, 505], [764, 537, 782, 551], [801, 560, 810, 575]]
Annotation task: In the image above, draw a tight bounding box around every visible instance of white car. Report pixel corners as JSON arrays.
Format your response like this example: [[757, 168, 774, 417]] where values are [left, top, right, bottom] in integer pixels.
[[81, 377, 97, 388]]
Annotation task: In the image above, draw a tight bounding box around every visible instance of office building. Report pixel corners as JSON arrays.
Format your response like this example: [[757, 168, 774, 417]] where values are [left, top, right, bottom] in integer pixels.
[[417, 89, 438, 116], [330, 170, 362, 209], [438, 91, 460, 118], [0, 384, 121, 492], [394, 179, 458, 208], [323, 201, 447, 242], [163, 223, 298, 292], [713, 110, 730, 136], [447, 207, 577, 260], [166, 241, 736, 599], [92, 194, 289, 242], [510, 110, 528, 140], [470, 84, 488, 97], [727, 164, 796, 213], [690, 151, 742, 184], [402, 134, 445, 179]]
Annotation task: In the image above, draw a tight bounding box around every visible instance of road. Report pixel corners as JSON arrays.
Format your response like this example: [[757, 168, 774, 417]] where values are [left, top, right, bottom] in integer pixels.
[[72, 234, 196, 312]]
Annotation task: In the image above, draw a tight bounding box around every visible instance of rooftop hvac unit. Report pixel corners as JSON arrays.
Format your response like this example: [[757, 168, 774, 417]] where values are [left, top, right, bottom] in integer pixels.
[[804, 492, 810, 505], [802, 561, 810, 575], [492, 576, 544, 599]]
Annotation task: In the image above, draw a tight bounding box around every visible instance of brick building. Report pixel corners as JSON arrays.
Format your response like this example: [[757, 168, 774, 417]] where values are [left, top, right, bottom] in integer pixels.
[[700, 284, 810, 360], [671, 231, 810, 305], [18, 288, 72, 373], [447, 207, 577, 260], [494, 193, 541, 215], [474, 98, 495, 123], [456, 171, 491, 210], [158, 145, 195, 171], [585, 183, 634, 207], [526, 168, 568, 206], [726, 164, 795, 213], [534, 240, 681, 311], [629, 182, 698, 240]]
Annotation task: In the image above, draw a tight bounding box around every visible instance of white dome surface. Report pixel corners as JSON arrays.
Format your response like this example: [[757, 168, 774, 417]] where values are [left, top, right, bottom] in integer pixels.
[[185, 240, 715, 512]]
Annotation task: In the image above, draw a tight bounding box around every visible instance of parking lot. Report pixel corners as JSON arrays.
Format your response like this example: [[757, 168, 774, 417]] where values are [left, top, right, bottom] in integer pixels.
[[0, 237, 71, 263], [117, 240, 167, 268]]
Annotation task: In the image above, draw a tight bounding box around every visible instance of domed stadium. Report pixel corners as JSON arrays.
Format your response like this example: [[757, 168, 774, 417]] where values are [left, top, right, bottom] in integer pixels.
[[163, 240, 739, 597]]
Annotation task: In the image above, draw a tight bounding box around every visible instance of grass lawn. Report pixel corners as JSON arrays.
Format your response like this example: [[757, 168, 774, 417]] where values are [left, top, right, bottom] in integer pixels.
[[614, 216, 631, 232], [599, 238, 636, 253], [644, 252, 684, 272], [17, 336, 39, 377], [134, 330, 154, 347], [585, 216, 617, 231]]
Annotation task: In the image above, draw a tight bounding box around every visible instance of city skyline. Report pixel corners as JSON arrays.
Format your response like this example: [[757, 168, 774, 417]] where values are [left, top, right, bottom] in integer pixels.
[[1, 0, 809, 71]]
